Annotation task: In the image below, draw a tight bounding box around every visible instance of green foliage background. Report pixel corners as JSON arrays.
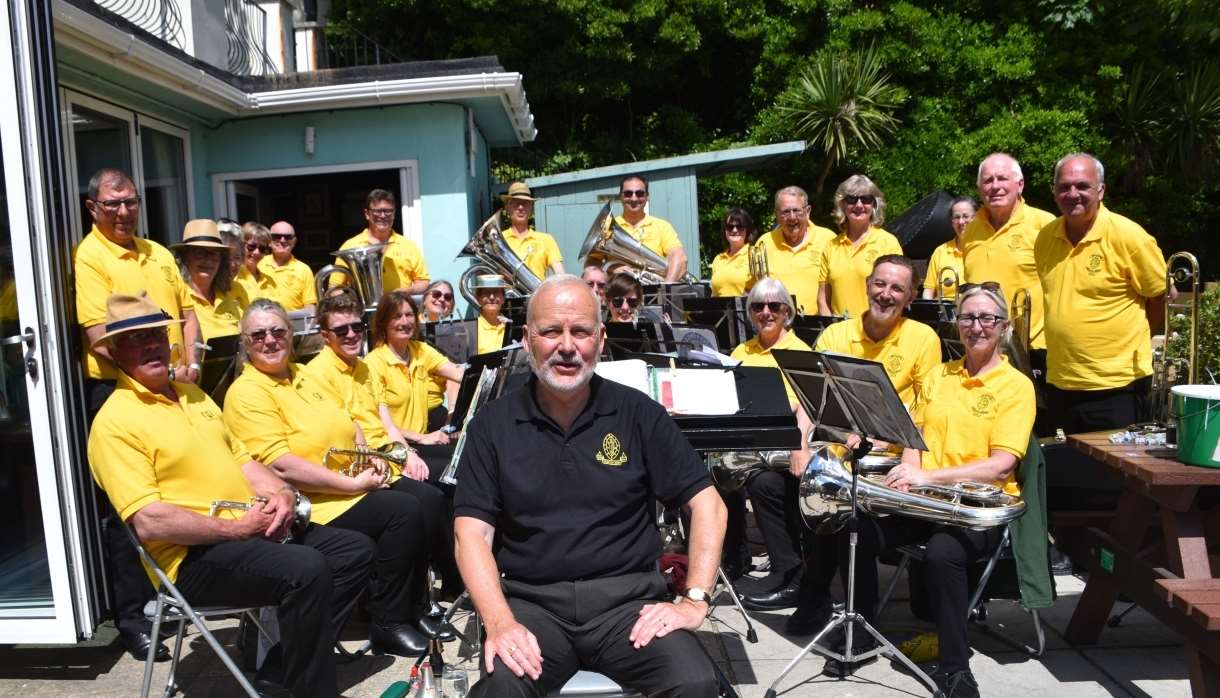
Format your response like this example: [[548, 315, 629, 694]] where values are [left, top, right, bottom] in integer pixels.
[[329, 0, 1220, 276]]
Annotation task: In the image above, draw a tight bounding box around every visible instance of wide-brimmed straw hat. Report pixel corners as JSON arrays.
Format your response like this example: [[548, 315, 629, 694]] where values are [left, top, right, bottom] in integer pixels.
[[170, 219, 229, 252], [91, 291, 184, 347], [498, 181, 537, 202], [471, 274, 510, 290]]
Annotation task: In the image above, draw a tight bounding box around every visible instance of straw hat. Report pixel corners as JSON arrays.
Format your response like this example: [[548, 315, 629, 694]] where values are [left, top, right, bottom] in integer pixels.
[[170, 219, 229, 252], [91, 291, 184, 347], [498, 181, 537, 202], [471, 274, 510, 290]]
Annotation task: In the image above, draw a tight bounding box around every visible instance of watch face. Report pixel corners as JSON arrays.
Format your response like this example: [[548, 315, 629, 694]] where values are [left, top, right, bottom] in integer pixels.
[[687, 587, 707, 602]]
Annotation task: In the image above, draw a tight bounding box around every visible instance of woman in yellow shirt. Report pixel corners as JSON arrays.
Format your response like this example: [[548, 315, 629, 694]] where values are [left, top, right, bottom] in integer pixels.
[[921, 197, 975, 300], [420, 280, 456, 323], [234, 222, 276, 303], [171, 220, 243, 341], [223, 299, 434, 656], [710, 208, 755, 297], [817, 175, 903, 317]]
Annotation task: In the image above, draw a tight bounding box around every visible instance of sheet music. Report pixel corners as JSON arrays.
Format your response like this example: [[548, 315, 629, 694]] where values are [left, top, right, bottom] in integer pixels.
[[594, 359, 652, 397], [669, 368, 739, 415]]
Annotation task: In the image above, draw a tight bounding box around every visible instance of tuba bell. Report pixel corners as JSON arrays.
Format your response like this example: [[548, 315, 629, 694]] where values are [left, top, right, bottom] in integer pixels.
[[457, 211, 543, 307], [314, 242, 390, 312], [1152, 251, 1201, 426], [578, 202, 698, 284]]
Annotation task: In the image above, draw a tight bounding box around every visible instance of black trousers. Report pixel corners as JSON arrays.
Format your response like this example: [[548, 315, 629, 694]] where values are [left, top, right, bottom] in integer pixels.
[[744, 470, 804, 578], [1045, 376, 1152, 434], [390, 476, 458, 590], [793, 528, 839, 615], [175, 524, 374, 698], [848, 516, 1003, 674], [469, 571, 718, 698], [717, 487, 750, 571], [327, 489, 426, 623]]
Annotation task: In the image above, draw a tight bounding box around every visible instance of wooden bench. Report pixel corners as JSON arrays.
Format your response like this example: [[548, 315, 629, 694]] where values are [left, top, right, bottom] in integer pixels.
[[1156, 579, 1220, 632]]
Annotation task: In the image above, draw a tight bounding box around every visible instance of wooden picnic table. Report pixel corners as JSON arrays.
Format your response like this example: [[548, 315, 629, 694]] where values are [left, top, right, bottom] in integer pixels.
[[1064, 431, 1220, 696]]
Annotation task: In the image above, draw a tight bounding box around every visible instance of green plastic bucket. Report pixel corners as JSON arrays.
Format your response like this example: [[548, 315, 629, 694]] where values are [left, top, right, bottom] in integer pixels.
[[1173, 385, 1220, 468]]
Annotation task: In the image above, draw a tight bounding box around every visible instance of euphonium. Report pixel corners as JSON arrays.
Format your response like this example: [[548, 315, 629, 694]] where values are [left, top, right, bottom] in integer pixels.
[[457, 211, 543, 307], [799, 442, 1025, 530], [1152, 251, 1201, 426], [577, 202, 698, 284], [210, 492, 313, 542], [712, 450, 790, 491], [748, 243, 770, 281], [324, 442, 412, 477], [1005, 287, 1035, 384], [314, 242, 390, 312]]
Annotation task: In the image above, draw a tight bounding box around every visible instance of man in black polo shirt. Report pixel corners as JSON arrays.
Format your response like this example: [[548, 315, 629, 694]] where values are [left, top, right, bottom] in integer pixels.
[[455, 275, 727, 698]]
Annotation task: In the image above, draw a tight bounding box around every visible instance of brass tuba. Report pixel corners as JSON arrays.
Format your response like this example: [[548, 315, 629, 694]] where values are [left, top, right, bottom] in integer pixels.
[[457, 211, 543, 307], [324, 442, 413, 477], [577, 203, 698, 284], [799, 442, 1025, 530], [314, 242, 390, 312], [1152, 252, 1201, 426], [210, 492, 312, 542]]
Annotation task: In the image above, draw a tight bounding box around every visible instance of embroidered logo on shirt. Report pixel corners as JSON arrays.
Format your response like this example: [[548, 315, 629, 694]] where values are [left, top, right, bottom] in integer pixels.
[[161, 265, 176, 283], [1086, 254, 1104, 275], [596, 432, 628, 466], [884, 354, 904, 376], [970, 392, 996, 418], [200, 408, 219, 420]]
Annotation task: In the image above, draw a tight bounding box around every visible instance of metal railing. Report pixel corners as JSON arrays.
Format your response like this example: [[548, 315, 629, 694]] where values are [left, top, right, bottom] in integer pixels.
[[93, 0, 185, 50], [225, 0, 277, 76], [318, 26, 404, 69]]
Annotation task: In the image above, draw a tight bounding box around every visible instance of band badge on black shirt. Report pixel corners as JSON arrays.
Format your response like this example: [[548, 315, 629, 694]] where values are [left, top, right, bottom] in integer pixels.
[[596, 432, 628, 466]]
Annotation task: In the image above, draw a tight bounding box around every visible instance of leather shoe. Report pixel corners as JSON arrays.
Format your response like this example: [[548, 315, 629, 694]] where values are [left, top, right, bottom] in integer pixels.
[[416, 615, 456, 641], [369, 621, 429, 657], [784, 602, 832, 637], [253, 679, 293, 698], [741, 580, 800, 611], [932, 669, 980, 698], [121, 630, 170, 662], [822, 633, 879, 678]]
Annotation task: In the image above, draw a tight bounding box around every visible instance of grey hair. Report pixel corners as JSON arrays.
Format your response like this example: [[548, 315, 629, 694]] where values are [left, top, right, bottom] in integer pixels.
[[746, 277, 795, 328], [773, 185, 809, 208], [831, 175, 887, 228], [976, 153, 1024, 186], [1053, 152, 1105, 186], [88, 168, 135, 200], [238, 298, 294, 367], [526, 274, 603, 330], [955, 284, 1009, 320]]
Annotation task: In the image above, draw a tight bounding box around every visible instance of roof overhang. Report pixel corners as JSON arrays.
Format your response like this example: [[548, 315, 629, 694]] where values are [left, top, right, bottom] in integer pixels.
[[524, 141, 808, 189]]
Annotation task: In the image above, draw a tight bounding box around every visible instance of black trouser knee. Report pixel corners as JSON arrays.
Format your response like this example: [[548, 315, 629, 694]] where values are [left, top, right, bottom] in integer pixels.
[[922, 527, 1002, 674], [745, 470, 803, 576], [391, 477, 458, 588], [327, 489, 425, 622]]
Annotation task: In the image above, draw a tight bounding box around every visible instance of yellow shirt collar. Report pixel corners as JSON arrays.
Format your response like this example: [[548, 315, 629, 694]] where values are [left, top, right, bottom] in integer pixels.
[[771, 225, 817, 252], [948, 355, 1012, 387], [1053, 203, 1109, 245], [116, 370, 184, 406], [318, 344, 356, 376], [90, 224, 145, 260]]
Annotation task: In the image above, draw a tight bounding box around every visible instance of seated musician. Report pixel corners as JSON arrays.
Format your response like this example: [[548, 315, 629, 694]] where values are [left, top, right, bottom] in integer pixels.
[[830, 282, 1035, 697], [235, 222, 276, 304], [605, 272, 644, 323], [87, 292, 373, 697], [728, 278, 815, 611], [473, 274, 510, 355], [420, 279, 458, 429], [172, 219, 243, 341], [454, 275, 726, 697], [710, 208, 756, 297], [304, 292, 460, 600], [223, 298, 434, 656], [581, 265, 608, 303]]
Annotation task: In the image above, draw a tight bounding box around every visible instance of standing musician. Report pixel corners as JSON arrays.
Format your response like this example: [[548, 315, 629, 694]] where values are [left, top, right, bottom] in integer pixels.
[[259, 221, 317, 314], [730, 278, 816, 611], [614, 175, 690, 282], [710, 208, 756, 297], [754, 186, 836, 314], [1034, 152, 1169, 433], [922, 197, 976, 300], [817, 175, 904, 318], [473, 275, 510, 355], [454, 275, 726, 697], [172, 219, 243, 341], [236, 222, 276, 304], [501, 182, 565, 278], [87, 292, 373, 698], [831, 282, 1035, 697], [223, 299, 434, 656], [336, 188, 430, 294]]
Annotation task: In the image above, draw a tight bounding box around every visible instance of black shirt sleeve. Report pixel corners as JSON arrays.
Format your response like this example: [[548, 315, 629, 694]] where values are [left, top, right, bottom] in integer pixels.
[[636, 394, 712, 509], [452, 409, 501, 526]]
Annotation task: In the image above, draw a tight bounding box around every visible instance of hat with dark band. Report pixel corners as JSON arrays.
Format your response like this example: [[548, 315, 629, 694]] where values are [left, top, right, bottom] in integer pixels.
[[170, 219, 228, 252], [499, 181, 537, 202], [91, 291, 184, 347]]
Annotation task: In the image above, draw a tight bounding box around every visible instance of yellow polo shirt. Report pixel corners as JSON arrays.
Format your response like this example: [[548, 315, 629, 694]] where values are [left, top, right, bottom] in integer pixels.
[[188, 286, 243, 341], [234, 266, 276, 305], [756, 224, 837, 313], [613, 214, 682, 258], [913, 357, 1034, 496], [1034, 204, 1167, 390], [817, 227, 904, 317], [962, 200, 1055, 349], [476, 315, 507, 355], [88, 373, 252, 584], [710, 247, 751, 297], [257, 256, 316, 311], [304, 345, 390, 447], [337, 229, 429, 293], [74, 225, 194, 379], [730, 330, 813, 405], [365, 341, 449, 434], [503, 227, 563, 279], [814, 315, 941, 409], [923, 239, 965, 298], [223, 363, 363, 524]]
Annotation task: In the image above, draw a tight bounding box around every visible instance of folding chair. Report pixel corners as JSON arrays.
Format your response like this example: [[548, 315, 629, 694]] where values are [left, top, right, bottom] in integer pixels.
[[123, 525, 274, 698]]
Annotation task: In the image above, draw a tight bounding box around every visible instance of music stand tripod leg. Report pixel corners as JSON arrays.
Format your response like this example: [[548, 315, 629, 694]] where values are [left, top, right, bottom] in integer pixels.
[[711, 565, 758, 644]]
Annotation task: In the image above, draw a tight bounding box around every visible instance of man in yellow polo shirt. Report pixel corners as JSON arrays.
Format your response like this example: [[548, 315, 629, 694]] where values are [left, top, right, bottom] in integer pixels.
[[501, 181, 564, 279], [614, 174, 689, 282], [336, 188, 430, 295], [258, 221, 317, 313], [755, 185, 837, 313], [86, 292, 372, 697], [1035, 153, 1168, 433]]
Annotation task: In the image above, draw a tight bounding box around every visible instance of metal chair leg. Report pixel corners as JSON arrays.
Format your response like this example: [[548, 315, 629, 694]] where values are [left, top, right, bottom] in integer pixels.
[[141, 593, 167, 698], [163, 618, 187, 697]]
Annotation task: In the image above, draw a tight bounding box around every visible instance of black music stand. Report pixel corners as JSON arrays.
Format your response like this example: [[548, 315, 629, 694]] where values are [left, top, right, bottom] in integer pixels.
[[682, 297, 752, 350], [642, 281, 709, 319], [502, 297, 528, 326], [444, 345, 524, 432], [604, 321, 666, 358], [421, 319, 477, 364], [765, 349, 938, 698], [790, 314, 842, 348], [198, 336, 239, 406], [907, 300, 963, 362]]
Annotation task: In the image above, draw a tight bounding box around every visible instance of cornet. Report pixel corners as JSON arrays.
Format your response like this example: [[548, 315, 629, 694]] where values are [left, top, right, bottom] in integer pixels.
[[210, 492, 312, 542], [324, 442, 413, 477]]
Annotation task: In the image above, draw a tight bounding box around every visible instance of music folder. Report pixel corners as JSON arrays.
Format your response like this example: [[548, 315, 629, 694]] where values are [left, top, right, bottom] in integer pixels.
[[445, 345, 527, 431], [198, 334, 240, 403]]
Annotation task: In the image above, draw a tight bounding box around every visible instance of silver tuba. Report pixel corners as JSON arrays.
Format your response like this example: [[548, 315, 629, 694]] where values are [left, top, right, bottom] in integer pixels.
[[314, 242, 390, 312], [712, 450, 791, 491], [799, 442, 1025, 530], [578, 202, 698, 284], [457, 211, 543, 306]]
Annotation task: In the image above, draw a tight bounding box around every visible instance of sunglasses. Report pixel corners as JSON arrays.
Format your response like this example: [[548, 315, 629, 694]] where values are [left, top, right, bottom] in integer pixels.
[[724, 223, 748, 232], [428, 290, 454, 302], [620, 189, 648, 199], [844, 194, 876, 205], [366, 208, 395, 217], [324, 321, 366, 337], [269, 233, 295, 242], [749, 301, 787, 314], [608, 296, 641, 308], [92, 196, 141, 212], [245, 243, 271, 254], [245, 327, 290, 344]]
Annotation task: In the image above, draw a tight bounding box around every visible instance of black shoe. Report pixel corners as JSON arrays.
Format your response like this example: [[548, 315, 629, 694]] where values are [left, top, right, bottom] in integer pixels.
[[1049, 546, 1073, 575], [253, 678, 293, 698], [120, 630, 170, 662], [821, 633, 879, 678], [741, 579, 800, 611], [933, 669, 980, 698], [417, 615, 456, 641], [785, 602, 832, 637], [369, 621, 429, 657]]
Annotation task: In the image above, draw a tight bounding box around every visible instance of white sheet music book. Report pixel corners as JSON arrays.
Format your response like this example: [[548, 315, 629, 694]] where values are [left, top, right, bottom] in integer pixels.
[[595, 359, 652, 397], [595, 361, 740, 415]]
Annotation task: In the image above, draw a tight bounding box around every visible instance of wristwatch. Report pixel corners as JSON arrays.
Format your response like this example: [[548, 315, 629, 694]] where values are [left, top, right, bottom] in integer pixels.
[[683, 587, 708, 603]]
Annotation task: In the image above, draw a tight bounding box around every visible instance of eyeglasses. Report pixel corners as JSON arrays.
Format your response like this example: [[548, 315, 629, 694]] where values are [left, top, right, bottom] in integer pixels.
[[958, 281, 1002, 294], [620, 189, 648, 199], [844, 194, 876, 205], [428, 290, 454, 302], [366, 208, 395, 217], [245, 243, 271, 254], [608, 296, 641, 308], [724, 223, 748, 232], [324, 321, 366, 337], [92, 196, 141, 212], [957, 314, 1005, 328], [777, 207, 807, 218], [245, 327, 290, 344], [749, 301, 787, 314], [269, 233, 295, 242]]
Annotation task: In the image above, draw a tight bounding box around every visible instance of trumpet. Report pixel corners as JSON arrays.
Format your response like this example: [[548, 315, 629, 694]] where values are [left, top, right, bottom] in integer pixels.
[[324, 442, 413, 477], [210, 492, 313, 542], [748, 243, 770, 281], [1152, 251, 1201, 426]]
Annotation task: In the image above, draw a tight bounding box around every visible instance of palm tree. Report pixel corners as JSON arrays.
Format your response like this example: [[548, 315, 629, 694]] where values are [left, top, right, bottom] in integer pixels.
[[777, 46, 907, 203]]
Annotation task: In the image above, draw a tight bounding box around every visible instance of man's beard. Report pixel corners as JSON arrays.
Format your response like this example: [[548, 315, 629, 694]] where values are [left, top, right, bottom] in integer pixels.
[[529, 348, 596, 394]]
